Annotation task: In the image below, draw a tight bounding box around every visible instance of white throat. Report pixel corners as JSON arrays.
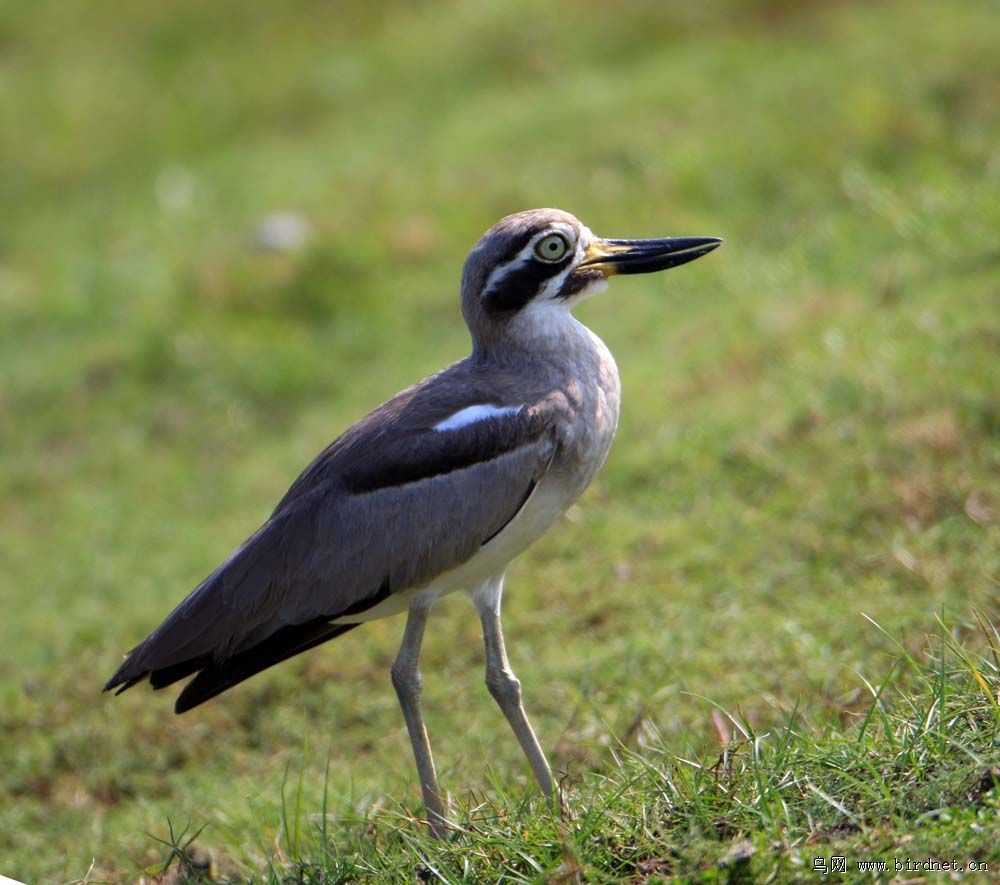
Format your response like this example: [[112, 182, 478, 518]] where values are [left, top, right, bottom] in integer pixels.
[[506, 277, 608, 351]]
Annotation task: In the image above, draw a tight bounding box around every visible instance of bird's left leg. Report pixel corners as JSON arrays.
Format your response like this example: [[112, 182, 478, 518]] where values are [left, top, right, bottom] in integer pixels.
[[470, 574, 554, 800], [391, 599, 447, 837]]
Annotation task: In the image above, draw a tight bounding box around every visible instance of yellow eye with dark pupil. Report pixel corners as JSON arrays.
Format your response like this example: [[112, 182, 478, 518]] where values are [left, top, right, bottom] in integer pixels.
[[535, 233, 570, 262]]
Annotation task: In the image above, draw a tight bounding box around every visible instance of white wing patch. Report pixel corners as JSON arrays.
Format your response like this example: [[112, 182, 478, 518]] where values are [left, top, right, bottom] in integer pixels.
[[433, 404, 522, 432]]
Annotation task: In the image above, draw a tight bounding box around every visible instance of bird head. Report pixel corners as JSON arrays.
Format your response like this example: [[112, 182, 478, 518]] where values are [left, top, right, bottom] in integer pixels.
[[460, 208, 721, 357]]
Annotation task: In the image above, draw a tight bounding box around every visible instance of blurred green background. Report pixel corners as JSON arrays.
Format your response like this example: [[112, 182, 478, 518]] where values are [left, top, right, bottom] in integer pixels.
[[2, 0, 998, 880]]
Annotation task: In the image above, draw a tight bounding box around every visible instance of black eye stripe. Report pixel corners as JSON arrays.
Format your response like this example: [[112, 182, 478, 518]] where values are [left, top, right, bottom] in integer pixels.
[[483, 255, 572, 313]]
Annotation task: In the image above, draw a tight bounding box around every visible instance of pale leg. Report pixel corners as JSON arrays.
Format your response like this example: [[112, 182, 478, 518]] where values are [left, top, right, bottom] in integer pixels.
[[471, 574, 554, 799], [390, 600, 446, 837]]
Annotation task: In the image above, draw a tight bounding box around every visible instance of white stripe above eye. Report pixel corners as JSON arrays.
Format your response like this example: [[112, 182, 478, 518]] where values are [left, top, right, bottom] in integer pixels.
[[433, 404, 522, 432]]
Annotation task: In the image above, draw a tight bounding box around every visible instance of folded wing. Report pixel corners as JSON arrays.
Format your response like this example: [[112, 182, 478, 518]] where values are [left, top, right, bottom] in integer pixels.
[[104, 387, 560, 712]]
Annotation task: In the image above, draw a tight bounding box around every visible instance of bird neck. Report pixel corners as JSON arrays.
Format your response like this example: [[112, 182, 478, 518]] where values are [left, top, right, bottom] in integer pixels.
[[471, 301, 601, 367]]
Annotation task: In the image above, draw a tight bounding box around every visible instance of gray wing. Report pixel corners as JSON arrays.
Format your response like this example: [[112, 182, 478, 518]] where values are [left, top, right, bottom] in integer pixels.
[[105, 383, 562, 712]]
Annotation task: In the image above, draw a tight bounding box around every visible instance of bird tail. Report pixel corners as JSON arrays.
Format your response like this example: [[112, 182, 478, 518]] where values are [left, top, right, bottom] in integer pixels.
[[104, 619, 359, 712]]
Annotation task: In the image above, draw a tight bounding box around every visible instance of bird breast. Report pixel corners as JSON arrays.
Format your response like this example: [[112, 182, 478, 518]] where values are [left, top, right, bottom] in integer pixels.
[[474, 321, 620, 576], [550, 322, 622, 496]]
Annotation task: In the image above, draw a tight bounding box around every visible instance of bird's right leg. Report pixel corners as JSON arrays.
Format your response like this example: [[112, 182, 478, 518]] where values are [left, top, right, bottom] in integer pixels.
[[390, 599, 446, 837], [471, 574, 555, 802]]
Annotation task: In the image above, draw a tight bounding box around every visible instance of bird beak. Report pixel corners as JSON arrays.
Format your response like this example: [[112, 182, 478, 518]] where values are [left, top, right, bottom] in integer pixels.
[[579, 235, 723, 276]]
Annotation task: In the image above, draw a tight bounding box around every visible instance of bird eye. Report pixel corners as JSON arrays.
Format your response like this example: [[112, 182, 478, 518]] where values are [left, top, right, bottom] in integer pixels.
[[534, 233, 570, 262]]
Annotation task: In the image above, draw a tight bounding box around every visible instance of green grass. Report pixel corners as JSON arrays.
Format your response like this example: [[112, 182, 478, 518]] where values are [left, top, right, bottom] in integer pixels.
[[2, 0, 999, 881], [148, 617, 1000, 883]]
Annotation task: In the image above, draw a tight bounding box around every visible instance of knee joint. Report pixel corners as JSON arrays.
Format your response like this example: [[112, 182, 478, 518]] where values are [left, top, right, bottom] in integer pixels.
[[391, 663, 423, 698], [486, 668, 521, 703]]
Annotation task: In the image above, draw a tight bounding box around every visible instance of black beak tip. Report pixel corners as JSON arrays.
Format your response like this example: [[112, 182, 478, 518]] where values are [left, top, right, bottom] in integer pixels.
[[692, 237, 723, 256], [704, 237, 723, 255], [684, 236, 724, 251], [601, 235, 725, 274], [678, 236, 723, 268]]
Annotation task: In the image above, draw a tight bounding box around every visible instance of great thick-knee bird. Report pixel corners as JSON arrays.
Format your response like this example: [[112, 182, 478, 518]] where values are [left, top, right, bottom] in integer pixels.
[[105, 209, 721, 834]]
